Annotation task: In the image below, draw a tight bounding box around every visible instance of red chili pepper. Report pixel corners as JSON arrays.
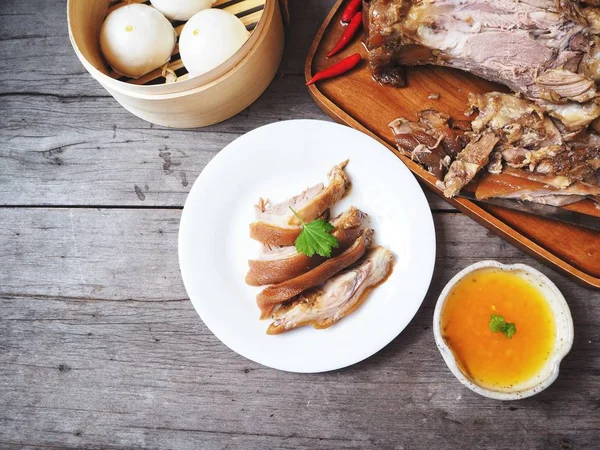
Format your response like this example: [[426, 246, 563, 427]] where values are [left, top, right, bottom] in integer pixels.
[[341, 0, 362, 24], [328, 12, 363, 58], [306, 53, 362, 86]]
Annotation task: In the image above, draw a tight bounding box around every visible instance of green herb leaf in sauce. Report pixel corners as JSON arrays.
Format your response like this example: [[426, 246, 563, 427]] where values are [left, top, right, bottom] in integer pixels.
[[504, 322, 517, 339], [489, 314, 517, 339]]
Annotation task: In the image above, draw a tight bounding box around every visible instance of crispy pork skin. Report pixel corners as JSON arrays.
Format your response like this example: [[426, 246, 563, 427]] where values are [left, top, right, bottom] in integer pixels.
[[257, 229, 374, 319], [267, 247, 394, 335], [249, 161, 351, 246], [245, 207, 366, 286]]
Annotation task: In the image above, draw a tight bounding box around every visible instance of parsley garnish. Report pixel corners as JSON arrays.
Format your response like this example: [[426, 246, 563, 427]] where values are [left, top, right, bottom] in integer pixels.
[[489, 314, 517, 339], [290, 207, 339, 258]]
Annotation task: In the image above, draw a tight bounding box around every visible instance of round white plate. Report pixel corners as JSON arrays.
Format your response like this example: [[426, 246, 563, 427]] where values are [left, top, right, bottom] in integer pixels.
[[179, 120, 436, 373]]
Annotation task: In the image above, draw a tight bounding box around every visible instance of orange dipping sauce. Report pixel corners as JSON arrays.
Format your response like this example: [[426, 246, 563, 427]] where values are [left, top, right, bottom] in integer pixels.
[[441, 268, 556, 390]]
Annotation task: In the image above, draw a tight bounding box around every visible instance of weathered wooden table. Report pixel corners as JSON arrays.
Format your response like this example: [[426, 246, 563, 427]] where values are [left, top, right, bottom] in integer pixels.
[[1, 1, 599, 449]]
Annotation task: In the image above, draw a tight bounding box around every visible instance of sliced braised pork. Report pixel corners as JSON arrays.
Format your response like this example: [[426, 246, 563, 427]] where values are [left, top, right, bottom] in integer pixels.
[[475, 172, 600, 206], [257, 229, 373, 319], [470, 93, 600, 182], [267, 247, 394, 335], [536, 140, 600, 182], [469, 93, 564, 148], [249, 161, 351, 246], [390, 110, 469, 178], [245, 207, 366, 286], [440, 132, 499, 198], [502, 167, 573, 189], [390, 90, 600, 198]]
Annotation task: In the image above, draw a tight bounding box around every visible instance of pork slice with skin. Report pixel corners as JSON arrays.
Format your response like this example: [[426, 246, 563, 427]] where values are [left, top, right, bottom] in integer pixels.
[[267, 247, 394, 335], [389, 110, 470, 178], [257, 229, 373, 319], [475, 171, 600, 206], [502, 167, 573, 188], [440, 132, 500, 198], [249, 161, 351, 246], [418, 110, 470, 157], [389, 117, 450, 178], [245, 207, 366, 286], [517, 195, 585, 206]]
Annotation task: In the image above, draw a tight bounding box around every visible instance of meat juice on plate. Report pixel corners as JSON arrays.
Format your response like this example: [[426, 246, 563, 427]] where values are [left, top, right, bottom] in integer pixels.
[[441, 268, 556, 391]]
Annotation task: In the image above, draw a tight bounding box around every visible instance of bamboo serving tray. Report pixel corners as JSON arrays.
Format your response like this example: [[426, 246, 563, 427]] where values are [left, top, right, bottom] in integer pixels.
[[106, 0, 266, 86], [306, 0, 600, 289], [69, 0, 284, 127]]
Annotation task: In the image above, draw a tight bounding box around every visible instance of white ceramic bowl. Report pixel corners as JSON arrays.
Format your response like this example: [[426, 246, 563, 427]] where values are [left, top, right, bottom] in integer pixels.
[[433, 260, 574, 400]]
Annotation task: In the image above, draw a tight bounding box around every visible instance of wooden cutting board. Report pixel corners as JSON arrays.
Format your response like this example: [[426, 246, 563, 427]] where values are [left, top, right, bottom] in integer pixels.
[[306, 0, 600, 289]]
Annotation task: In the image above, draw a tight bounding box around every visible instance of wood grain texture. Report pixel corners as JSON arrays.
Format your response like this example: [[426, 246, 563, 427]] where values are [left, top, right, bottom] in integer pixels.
[[1, 209, 599, 450], [0, 0, 598, 449], [305, 0, 600, 288]]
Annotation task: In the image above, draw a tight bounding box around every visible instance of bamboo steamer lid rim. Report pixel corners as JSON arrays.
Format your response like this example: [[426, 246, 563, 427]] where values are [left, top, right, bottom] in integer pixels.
[[67, 0, 275, 100]]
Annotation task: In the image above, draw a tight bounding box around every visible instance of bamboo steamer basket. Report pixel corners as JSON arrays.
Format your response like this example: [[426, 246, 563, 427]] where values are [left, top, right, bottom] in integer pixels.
[[67, 0, 285, 128]]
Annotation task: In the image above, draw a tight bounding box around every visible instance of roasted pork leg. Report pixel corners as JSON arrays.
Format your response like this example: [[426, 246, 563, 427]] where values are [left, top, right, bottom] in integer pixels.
[[363, 0, 598, 101]]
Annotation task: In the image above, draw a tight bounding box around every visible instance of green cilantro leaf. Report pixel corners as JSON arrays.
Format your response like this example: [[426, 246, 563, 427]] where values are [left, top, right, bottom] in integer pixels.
[[489, 314, 506, 333], [290, 207, 339, 258], [504, 322, 517, 339], [489, 314, 517, 339]]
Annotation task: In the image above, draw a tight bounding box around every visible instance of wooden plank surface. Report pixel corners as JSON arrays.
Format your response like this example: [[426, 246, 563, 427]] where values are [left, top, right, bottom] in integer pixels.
[[1, 209, 599, 450], [0, 0, 598, 449]]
